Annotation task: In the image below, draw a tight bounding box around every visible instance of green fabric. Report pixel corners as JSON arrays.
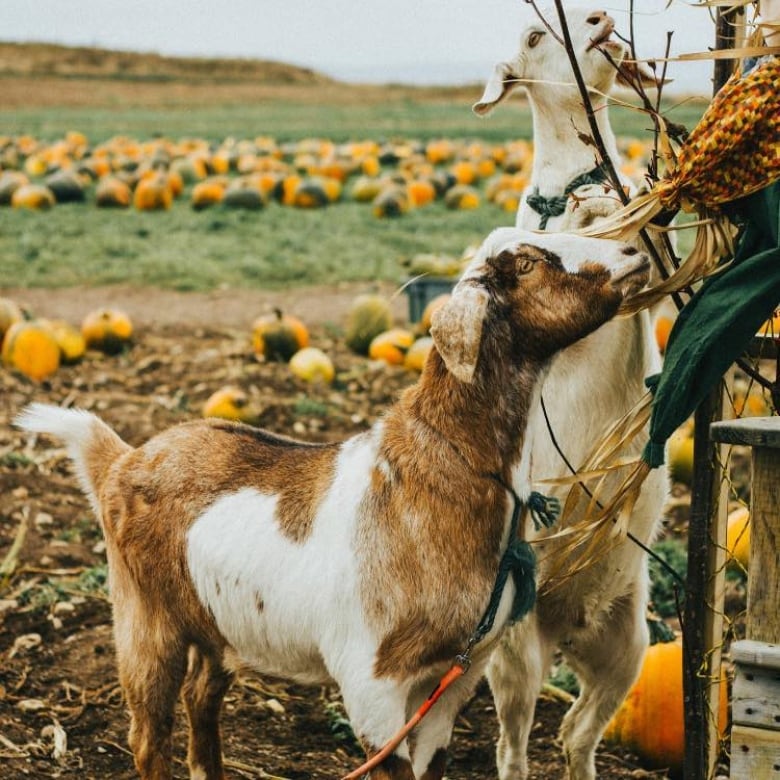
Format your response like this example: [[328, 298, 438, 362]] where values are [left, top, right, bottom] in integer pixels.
[[642, 181, 780, 468]]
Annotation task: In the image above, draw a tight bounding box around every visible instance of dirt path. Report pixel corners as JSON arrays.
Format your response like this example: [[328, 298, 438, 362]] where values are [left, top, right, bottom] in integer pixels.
[[3, 282, 410, 330]]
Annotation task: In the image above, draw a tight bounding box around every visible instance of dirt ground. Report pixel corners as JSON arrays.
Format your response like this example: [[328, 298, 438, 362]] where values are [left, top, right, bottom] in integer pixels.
[[1, 285, 677, 779]]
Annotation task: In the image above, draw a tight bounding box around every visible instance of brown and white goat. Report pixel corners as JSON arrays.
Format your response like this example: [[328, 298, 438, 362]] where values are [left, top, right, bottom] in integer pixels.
[[17, 229, 649, 780], [474, 9, 669, 780]]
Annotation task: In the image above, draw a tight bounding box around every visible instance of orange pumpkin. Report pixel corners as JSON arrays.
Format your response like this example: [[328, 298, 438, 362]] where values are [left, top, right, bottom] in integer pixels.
[[95, 177, 132, 208], [726, 506, 750, 572], [407, 179, 436, 208], [604, 640, 728, 772], [403, 337, 434, 372], [202, 386, 256, 423], [192, 178, 228, 210], [450, 160, 478, 185], [11, 183, 56, 210], [654, 315, 675, 353], [444, 185, 480, 210], [81, 308, 134, 354], [133, 173, 173, 210], [252, 310, 309, 361], [45, 319, 87, 363], [368, 328, 415, 365], [2, 320, 61, 381]]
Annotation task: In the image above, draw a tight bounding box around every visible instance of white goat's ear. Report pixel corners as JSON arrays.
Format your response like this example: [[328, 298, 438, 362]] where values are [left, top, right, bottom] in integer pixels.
[[473, 62, 521, 116], [430, 285, 489, 383]]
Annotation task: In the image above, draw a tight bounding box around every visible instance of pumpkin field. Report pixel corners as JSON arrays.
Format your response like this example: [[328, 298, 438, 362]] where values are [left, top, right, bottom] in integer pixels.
[[0, 43, 757, 779]]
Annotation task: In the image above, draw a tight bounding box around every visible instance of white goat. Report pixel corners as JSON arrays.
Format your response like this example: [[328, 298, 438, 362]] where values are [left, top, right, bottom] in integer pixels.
[[475, 9, 669, 780], [16, 228, 649, 780]]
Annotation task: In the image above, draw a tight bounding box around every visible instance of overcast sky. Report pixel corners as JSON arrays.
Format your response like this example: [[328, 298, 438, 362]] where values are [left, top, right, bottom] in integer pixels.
[[3, 1, 727, 93]]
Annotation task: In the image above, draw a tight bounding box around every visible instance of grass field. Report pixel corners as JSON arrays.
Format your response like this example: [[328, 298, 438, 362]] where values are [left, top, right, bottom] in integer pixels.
[[0, 44, 707, 291]]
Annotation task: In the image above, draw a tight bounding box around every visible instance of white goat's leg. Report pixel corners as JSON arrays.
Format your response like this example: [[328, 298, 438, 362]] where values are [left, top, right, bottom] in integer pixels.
[[559, 591, 649, 780], [339, 672, 416, 778], [487, 617, 554, 780], [408, 662, 485, 780]]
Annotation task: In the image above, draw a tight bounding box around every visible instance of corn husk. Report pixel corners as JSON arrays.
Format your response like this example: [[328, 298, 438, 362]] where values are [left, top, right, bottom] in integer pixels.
[[580, 55, 780, 314]]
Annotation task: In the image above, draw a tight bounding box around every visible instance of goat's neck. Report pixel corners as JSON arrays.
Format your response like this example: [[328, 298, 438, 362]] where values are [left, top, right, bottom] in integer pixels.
[[527, 88, 620, 196], [397, 349, 543, 480]]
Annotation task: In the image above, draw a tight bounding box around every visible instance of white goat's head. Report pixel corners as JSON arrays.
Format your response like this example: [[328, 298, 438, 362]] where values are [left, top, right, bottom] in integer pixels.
[[430, 228, 649, 382], [474, 7, 645, 115]]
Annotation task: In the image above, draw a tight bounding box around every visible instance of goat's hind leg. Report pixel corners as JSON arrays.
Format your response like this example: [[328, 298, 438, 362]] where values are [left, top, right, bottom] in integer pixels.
[[559, 592, 648, 780], [114, 611, 189, 780], [487, 618, 553, 780], [181, 644, 234, 780]]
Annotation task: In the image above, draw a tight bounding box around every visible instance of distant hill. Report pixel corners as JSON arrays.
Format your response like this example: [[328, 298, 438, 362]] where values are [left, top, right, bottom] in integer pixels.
[[0, 41, 335, 85]]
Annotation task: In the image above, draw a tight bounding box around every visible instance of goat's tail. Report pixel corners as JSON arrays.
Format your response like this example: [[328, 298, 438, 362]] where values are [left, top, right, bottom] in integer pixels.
[[15, 403, 131, 518]]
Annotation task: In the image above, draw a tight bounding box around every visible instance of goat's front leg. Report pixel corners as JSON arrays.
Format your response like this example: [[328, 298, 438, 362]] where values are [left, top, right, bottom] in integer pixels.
[[407, 661, 485, 779], [486, 616, 555, 780], [559, 590, 649, 780], [339, 671, 416, 778]]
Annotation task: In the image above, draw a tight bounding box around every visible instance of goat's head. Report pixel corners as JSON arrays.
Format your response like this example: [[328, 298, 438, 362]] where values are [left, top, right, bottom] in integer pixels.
[[430, 228, 649, 382], [474, 8, 652, 116]]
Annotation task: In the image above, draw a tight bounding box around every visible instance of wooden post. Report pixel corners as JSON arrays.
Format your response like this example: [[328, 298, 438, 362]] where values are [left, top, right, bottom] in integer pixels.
[[711, 418, 780, 779], [682, 8, 745, 777], [684, 386, 730, 780]]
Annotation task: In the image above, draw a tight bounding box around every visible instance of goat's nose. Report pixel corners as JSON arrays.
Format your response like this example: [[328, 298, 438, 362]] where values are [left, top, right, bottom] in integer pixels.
[[622, 246, 639, 256], [586, 11, 608, 25]]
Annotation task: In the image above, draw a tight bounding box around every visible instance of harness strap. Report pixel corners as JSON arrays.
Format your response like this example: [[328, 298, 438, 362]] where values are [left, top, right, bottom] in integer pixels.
[[526, 161, 611, 229]]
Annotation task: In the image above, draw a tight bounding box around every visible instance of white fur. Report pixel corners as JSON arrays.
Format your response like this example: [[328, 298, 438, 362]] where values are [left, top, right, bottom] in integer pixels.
[[14, 403, 119, 516], [186, 435, 375, 685], [476, 9, 669, 780]]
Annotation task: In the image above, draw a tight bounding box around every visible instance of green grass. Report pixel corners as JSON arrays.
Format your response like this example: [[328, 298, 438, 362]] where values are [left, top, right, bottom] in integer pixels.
[[0, 197, 497, 290], [0, 95, 705, 146]]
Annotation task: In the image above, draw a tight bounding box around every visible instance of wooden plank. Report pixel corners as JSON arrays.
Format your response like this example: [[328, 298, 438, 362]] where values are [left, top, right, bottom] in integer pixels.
[[732, 662, 780, 730], [710, 417, 780, 449], [747, 447, 780, 643], [733, 640, 780, 670], [729, 724, 780, 779]]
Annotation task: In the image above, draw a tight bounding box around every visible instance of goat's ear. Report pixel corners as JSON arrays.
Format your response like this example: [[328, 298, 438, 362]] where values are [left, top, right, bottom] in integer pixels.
[[615, 59, 669, 90], [473, 62, 522, 116], [430, 285, 489, 383]]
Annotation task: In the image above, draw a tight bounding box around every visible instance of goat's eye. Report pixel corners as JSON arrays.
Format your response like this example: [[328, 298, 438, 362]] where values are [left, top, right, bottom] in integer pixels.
[[518, 257, 535, 274], [528, 31, 545, 48]]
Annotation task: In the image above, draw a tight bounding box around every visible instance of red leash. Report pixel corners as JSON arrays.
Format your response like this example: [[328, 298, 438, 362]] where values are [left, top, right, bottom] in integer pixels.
[[340, 662, 467, 780]]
